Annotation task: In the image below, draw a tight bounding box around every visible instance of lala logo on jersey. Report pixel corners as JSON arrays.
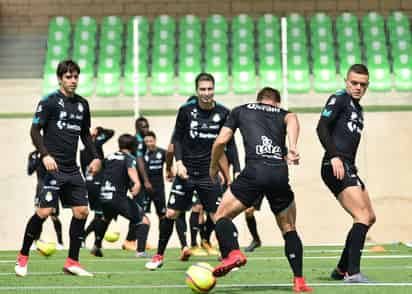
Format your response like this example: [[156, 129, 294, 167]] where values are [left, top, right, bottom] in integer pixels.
[[256, 136, 283, 159]]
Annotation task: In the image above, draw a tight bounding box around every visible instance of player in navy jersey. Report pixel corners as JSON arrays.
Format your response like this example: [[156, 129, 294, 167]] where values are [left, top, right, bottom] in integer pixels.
[[15, 60, 101, 277], [209, 87, 312, 292], [316, 64, 376, 283], [90, 134, 143, 258], [80, 127, 114, 246], [146, 73, 233, 270], [27, 151, 64, 250]]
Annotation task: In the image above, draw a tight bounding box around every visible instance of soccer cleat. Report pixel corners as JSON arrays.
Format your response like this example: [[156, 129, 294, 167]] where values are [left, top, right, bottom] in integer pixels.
[[63, 258, 93, 276], [344, 272, 371, 283], [90, 245, 104, 257], [191, 246, 208, 257], [213, 249, 247, 277], [180, 246, 192, 261], [293, 276, 313, 292], [136, 251, 151, 259], [244, 239, 262, 252], [145, 254, 164, 270], [201, 240, 219, 256], [15, 253, 29, 277], [56, 243, 64, 251], [122, 240, 137, 251], [330, 267, 346, 280]]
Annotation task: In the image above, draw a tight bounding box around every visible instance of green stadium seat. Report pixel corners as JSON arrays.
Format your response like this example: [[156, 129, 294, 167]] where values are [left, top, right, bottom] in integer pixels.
[[312, 40, 335, 59], [393, 53, 412, 91], [205, 56, 229, 94], [367, 53, 391, 91], [391, 39, 412, 56], [258, 14, 280, 33], [179, 15, 201, 33], [49, 16, 71, 34], [128, 16, 149, 34], [205, 42, 228, 60], [338, 52, 363, 76], [337, 26, 360, 44], [179, 27, 202, 45], [206, 14, 228, 33], [388, 25, 412, 43], [75, 16, 97, 34], [124, 59, 148, 96], [310, 13, 332, 31], [365, 40, 388, 57], [205, 28, 228, 45], [72, 42, 95, 61], [232, 14, 254, 32], [99, 43, 122, 61], [313, 54, 337, 92], [153, 28, 176, 45], [101, 16, 123, 33], [287, 54, 310, 93], [232, 27, 254, 45], [76, 74, 95, 97], [154, 15, 176, 34], [362, 12, 384, 28], [287, 27, 307, 44], [151, 56, 175, 95], [232, 55, 256, 94], [96, 73, 120, 97], [46, 44, 68, 60], [258, 54, 282, 90], [97, 57, 121, 79], [287, 13, 306, 31], [178, 55, 202, 95], [288, 41, 308, 56], [152, 42, 175, 60], [74, 30, 97, 49], [258, 41, 280, 59], [232, 42, 254, 57], [336, 12, 358, 31], [363, 25, 386, 42], [179, 42, 202, 60]]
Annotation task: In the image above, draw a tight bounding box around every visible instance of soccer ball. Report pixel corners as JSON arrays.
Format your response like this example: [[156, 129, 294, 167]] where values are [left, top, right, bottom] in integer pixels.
[[185, 262, 216, 293], [36, 240, 57, 257], [104, 231, 120, 243]]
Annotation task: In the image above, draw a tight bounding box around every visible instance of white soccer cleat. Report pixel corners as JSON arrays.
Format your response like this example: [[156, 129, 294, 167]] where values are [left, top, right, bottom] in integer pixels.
[[15, 253, 29, 277], [56, 243, 64, 250], [63, 258, 94, 276], [145, 254, 164, 270]]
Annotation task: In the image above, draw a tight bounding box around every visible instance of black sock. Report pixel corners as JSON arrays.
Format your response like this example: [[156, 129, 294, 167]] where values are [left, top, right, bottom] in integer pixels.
[[347, 223, 369, 275], [337, 228, 352, 272], [175, 213, 188, 249], [215, 218, 239, 258], [190, 212, 200, 247], [94, 218, 110, 248], [157, 217, 174, 255], [136, 223, 150, 252], [84, 219, 97, 239], [68, 217, 86, 261], [246, 214, 260, 242], [204, 214, 215, 243], [52, 218, 63, 244], [21, 214, 46, 256], [126, 221, 137, 241], [283, 231, 303, 277]]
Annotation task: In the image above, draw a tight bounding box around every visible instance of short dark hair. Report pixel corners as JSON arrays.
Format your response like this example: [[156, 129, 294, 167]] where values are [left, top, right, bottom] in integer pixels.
[[144, 131, 156, 139], [347, 64, 369, 77], [195, 72, 215, 89], [135, 116, 149, 129], [257, 87, 281, 103], [118, 134, 137, 153], [56, 59, 80, 78]]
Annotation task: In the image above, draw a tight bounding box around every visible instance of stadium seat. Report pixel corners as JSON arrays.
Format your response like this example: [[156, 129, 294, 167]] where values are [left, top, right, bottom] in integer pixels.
[[338, 52, 363, 76], [179, 42, 202, 60], [313, 54, 338, 92], [96, 73, 120, 97], [258, 14, 280, 38], [232, 55, 256, 94], [151, 56, 175, 96], [178, 55, 202, 95], [154, 15, 176, 34], [232, 14, 254, 32], [75, 16, 97, 35], [101, 16, 123, 33], [205, 56, 229, 94], [206, 14, 228, 34], [391, 39, 412, 56], [179, 15, 201, 34], [124, 59, 148, 96], [258, 54, 283, 90], [393, 53, 412, 91], [367, 53, 391, 91], [287, 54, 310, 93]]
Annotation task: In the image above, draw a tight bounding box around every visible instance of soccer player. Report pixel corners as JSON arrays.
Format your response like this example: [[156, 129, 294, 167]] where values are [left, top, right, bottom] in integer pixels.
[[15, 59, 101, 277], [316, 64, 376, 283], [90, 134, 143, 257], [122, 117, 152, 254], [27, 151, 64, 250], [80, 126, 114, 245], [209, 87, 312, 292], [145, 73, 233, 270], [244, 196, 263, 252]]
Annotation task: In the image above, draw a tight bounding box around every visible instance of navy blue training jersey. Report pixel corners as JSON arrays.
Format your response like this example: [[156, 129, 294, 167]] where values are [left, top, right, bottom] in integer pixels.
[[319, 90, 363, 164], [224, 102, 289, 164], [100, 151, 137, 201], [32, 90, 91, 172], [172, 99, 230, 176], [144, 147, 166, 183]]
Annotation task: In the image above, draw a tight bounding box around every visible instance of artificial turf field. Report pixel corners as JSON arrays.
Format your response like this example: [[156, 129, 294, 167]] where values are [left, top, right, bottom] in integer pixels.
[[1, 244, 412, 293]]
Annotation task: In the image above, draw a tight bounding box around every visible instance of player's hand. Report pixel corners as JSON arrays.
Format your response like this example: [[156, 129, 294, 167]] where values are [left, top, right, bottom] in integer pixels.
[[144, 179, 153, 193], [166, 167, 176, 182], [130, 182, 141, 196], [88, 159, 102, 176], [286, 149, 300, 165], [331, 157, 345, 180], [209, 165, 219, 182], [176, 160, 189, 180], [42, 154, 58, 171]]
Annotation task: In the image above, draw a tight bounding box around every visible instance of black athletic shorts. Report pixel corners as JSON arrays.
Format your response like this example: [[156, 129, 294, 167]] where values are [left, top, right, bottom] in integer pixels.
[[146, 181, 166, 217], [85, 173, 103, 213], [134, 187, 150, 214], [321, 159, 365, 197], [34, 183, 60, 216], [168, 175, 222, 213], [101, 196, 144, 225], [252, 194, 264, 210], [230, 161, 294, 215], [36, 169, 88, 209]]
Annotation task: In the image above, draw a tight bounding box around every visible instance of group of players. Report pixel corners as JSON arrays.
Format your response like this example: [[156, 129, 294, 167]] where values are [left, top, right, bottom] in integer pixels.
[[14, 59, 375, 291]]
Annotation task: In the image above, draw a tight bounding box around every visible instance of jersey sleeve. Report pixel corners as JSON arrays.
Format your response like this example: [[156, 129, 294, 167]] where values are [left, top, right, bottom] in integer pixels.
[[136, 137, 144, 158], [173, 106, 188, 161], [224, 107, 241, 131], [81, 100, 92, 131], [32, 98, 53, 127], [127, 154, 137, 169], [319, 94, 347, 125]]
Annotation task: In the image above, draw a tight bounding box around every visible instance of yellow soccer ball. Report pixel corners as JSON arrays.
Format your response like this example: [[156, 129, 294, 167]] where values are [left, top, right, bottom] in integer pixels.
[[36, 240, 57, 257], [104, 231, 120, 243], [185, 262, 216, 293]]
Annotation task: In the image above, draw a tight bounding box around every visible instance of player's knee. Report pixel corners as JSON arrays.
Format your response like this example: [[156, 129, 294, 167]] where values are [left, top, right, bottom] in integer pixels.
[[143, 215, 151, 225], [73, 206, 89, 219], [166, 209, 179, 220], [245, 208, 254, 218], [36, 208, 53, 218]]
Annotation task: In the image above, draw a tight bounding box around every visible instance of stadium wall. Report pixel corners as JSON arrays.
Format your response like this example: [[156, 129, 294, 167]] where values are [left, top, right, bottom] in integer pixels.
[[1, 112, 411, 250], [0, 0, 411, 34]]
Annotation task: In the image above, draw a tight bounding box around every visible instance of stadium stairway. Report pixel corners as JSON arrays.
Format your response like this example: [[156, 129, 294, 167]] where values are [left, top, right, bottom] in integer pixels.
[[0, 35, 45, 78]]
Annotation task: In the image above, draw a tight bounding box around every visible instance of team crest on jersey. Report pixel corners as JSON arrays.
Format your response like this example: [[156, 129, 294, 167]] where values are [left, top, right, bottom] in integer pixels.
[[58, 98, 64, 108], [212, 113, 221, 122], [144, 155, 149, 162], [78, 103, 84, 112], [45, 192, 53, 202], [156, 152, 162, 159]]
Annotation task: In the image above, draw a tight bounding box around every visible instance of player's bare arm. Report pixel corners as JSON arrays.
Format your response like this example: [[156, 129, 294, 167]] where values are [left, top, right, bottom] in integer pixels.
[[210, 127, 233, 179]]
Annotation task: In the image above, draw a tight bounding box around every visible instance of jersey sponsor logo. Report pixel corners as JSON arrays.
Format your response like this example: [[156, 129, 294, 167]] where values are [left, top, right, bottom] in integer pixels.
[[321, 109, 332, 117], [255, 136, 283, 159], [107, 153, 125, 161], [247, 103, 280, 112]]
